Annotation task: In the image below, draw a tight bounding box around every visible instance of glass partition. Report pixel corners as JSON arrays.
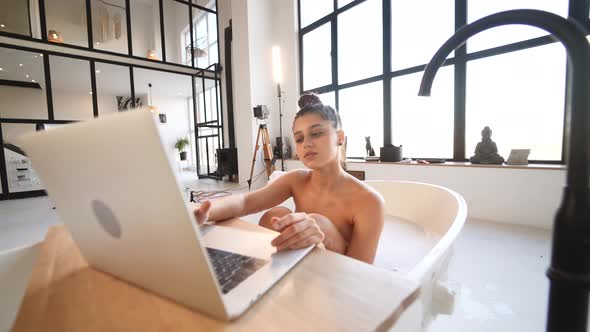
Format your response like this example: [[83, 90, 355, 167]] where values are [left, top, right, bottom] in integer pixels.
[[130, 0, 162, 60], [91, 0, 129, 54], [0, 0, 32, 37], [0, 47, 48, 119], [50, 55, 94, 120], [2, 123, 44, 193], [95, 62, 131, 115], [44, 0, 89, 47]]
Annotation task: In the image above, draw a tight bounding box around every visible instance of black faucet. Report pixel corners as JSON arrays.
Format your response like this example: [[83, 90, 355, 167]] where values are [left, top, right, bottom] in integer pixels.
[[418, 9, 590, 332]]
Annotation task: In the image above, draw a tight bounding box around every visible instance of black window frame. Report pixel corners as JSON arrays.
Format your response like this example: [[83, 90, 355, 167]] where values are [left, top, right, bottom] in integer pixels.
[[298, 0, 590, 163]]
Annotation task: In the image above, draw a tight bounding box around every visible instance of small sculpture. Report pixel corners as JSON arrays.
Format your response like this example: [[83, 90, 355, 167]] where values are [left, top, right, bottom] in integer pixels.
[[365, 136, 376, 157], [469, 126, 505, 164]]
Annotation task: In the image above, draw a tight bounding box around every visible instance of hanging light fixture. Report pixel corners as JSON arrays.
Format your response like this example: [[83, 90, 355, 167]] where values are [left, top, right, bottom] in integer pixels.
[[47, 30, 64, 43]]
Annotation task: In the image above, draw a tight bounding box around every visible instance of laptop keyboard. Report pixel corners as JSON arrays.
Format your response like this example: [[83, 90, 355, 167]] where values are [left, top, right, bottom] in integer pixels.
[[206, 247, 268, 294]]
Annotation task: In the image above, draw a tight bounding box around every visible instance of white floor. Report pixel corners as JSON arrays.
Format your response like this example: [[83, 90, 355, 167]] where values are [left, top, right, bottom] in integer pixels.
[[0, 178, 556, 331]]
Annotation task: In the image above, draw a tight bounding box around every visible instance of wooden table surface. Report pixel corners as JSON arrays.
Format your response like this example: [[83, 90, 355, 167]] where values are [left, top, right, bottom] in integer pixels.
[[12, 222, 419, 332]]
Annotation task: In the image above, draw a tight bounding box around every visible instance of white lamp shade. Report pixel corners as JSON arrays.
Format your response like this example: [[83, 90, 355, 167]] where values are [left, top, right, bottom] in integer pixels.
[[272, 46, 283, 84]]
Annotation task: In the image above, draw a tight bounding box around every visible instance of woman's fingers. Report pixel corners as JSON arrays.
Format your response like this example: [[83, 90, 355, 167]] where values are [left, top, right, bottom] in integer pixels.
[[280, 234, 324, 251], [271, 214, 325, 251], [193, 200, 211, 224], [271, 220, 312, 247], [271, 212, 307, 232]]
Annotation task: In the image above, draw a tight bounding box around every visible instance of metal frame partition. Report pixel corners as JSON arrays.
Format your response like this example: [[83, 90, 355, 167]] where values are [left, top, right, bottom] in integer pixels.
[[0, 0, 224, 200]]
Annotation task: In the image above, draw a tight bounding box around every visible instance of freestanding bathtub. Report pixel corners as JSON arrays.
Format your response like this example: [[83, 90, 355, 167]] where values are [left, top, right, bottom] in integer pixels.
[[263, 175, 468, 331], [365, 180, 467, 331]]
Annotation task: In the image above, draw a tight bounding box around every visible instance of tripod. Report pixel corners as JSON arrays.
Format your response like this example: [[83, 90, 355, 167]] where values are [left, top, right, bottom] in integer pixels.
[[247, 124, 275, 189]]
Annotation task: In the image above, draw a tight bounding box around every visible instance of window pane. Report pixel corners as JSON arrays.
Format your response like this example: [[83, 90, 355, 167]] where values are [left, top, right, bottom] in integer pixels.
[[338, 0, 382, 85], [2, 123, 44, 193], [192, 8, 217, 68], [338, 81, 383, 158], [338, 0, 355, 8], [192, 0, 216, 11], [468, 0, 568, 53], [0, 48, 48, 119], [45, 0, 88, 47], [50, 56, 94, 120], [318, 91, 335, 109], [131, 0, 162, 60], [134, 68, 193, 166], [391, 0, 454, 70], [391, 67, 454, 158], [91, 0, 128, 54], [0, 0, 31, 37], [466, 43, 566, 161], [303, 23, 332, 90], [95, 63, 131, 116], [300, 0, 333, 28], [163, 0, 190, 65]]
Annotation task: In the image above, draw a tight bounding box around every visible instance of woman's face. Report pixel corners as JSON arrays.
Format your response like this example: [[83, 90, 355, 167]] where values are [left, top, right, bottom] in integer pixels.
[[292, 113, 342, 169]]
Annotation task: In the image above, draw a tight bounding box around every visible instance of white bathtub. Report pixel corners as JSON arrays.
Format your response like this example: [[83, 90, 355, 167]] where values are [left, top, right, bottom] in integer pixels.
[[365, 180, 467, 331], [261, 174, 468, 330]]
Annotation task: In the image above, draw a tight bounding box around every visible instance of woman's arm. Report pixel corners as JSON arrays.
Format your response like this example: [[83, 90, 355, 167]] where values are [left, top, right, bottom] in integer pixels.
[[345, 194, 385, 264], [194, 170, 302, 223]]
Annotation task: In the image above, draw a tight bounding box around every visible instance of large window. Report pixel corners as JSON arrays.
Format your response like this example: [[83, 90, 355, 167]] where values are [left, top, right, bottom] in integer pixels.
[[299, 0, 587, 161]]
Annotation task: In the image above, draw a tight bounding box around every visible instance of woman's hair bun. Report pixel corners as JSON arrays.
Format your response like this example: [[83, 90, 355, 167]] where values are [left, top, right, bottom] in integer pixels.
[[298, 93, 322, 109]]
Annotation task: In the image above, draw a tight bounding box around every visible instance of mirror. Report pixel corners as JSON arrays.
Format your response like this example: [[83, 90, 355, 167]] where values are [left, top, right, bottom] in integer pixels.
[[133, 68, 194, 171], [130, 0, 162, 60], [44, 0, 89, 47], [95, 62, 131, 115], [163, 0, 190, 65], [91, 0, 129, 54], [0, 47, 48, 119], [0, 0, 32, 37], [1, 123, 44, 193], [191, 7, 218, 68], [50, 55, 94, 120]]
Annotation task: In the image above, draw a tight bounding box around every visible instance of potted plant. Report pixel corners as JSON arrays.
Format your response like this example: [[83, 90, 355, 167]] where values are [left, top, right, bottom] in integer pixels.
[[175, 137, 189, 161]]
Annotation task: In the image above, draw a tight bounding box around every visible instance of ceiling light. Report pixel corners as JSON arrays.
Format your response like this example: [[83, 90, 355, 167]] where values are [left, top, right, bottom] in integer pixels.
[[95, 70, 101, 74], [96, 42, 100, 45], [26, 74, 29, 78], [0, 68, 3, 71], [39, 54, 43, 57], [89, 92, 93, 95], [0, 24, 5, 28], [19, 63, 23, 67], [31, 79, 36, 82]]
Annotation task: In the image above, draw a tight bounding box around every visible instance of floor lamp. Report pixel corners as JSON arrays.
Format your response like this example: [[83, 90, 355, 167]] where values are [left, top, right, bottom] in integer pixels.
[[272, 46, 285, 171]]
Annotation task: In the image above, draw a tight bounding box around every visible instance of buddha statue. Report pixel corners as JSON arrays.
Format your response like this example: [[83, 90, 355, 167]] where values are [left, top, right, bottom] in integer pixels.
[[469, 126, 505, 164]]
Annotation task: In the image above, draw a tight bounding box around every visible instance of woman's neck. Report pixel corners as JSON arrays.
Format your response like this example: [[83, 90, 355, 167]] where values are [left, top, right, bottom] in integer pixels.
[[309, 161, 346, 192]]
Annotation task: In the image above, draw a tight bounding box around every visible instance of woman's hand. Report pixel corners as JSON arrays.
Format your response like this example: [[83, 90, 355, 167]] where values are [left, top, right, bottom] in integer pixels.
[[270, 213, 325, 251], [193, 200, 212, 225]]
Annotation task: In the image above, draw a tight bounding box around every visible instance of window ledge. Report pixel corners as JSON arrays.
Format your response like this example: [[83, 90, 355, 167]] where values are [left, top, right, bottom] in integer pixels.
[[286, 159, 566, 171]]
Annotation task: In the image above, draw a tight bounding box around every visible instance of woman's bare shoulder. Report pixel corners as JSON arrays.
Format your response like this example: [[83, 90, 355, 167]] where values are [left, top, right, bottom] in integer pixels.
[[280, 169, 311, 182], [344, 175, 385, 207]]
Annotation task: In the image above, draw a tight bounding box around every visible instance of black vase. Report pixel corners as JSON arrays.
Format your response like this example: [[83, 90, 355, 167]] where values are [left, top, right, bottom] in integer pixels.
[[180, 151, 187, 161]]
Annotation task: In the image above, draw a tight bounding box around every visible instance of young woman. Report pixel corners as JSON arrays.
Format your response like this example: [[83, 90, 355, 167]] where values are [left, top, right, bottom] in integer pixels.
[[194, 94, 384, 264]]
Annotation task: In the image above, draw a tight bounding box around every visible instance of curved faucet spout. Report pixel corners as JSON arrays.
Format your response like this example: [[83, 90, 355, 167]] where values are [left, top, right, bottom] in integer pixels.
[[418, 9, 590, 332]]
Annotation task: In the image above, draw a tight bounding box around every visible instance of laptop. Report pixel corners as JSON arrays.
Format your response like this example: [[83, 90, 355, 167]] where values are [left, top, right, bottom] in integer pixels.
[[18, 110, 313, 321]]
